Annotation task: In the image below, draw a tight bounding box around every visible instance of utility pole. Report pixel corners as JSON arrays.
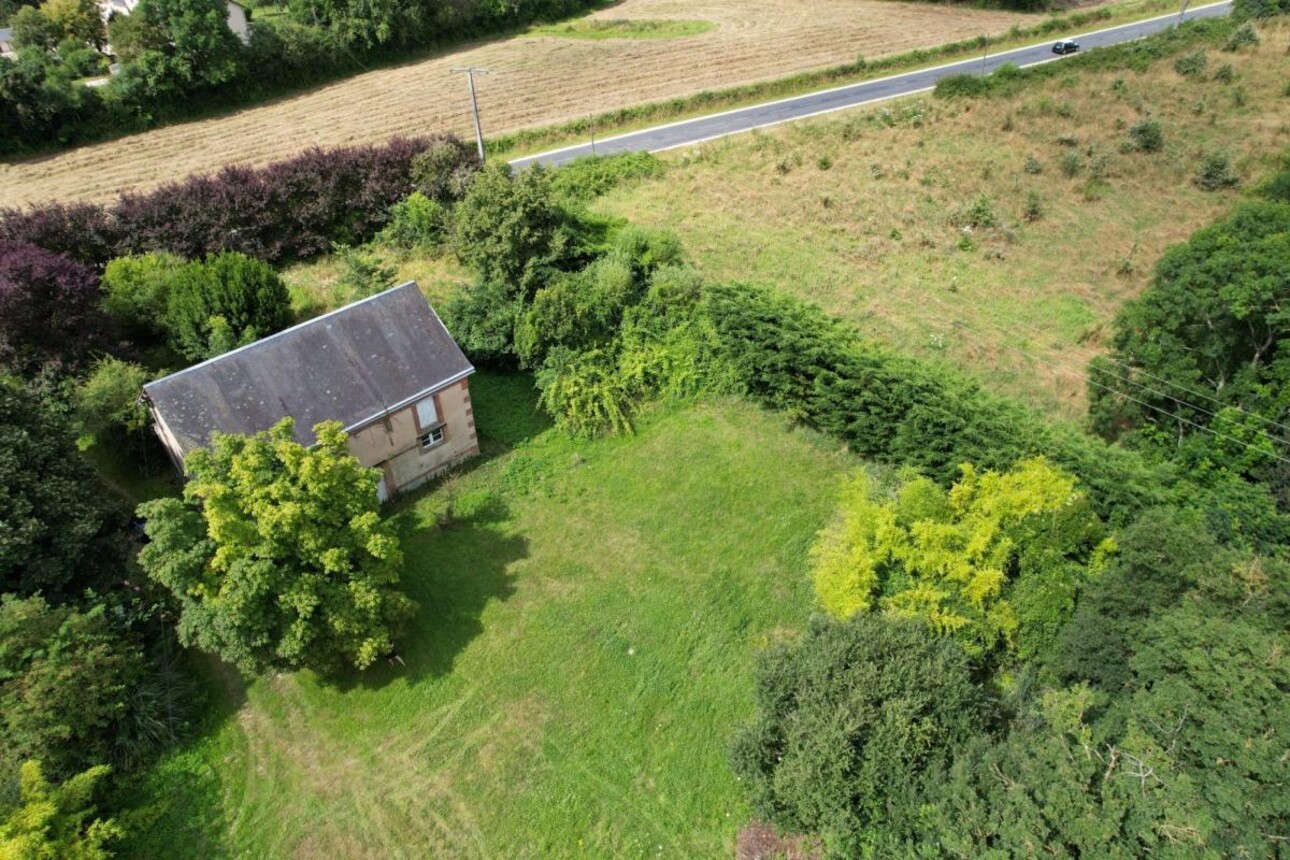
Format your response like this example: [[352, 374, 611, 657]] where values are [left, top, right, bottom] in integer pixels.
[[451, 67, 491, 162], [981, 35, 988, 74], [1177, 0, 1190, 26], [589, 114, 596, 156]]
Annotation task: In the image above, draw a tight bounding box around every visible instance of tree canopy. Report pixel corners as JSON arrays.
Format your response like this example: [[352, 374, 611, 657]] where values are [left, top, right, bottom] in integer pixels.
[[810, 458, 1111, 661], [730, 614, 985, 855], [136, 419, 415, 675], [0, 382, 127, 599], [1089, 199, 1290, 503]]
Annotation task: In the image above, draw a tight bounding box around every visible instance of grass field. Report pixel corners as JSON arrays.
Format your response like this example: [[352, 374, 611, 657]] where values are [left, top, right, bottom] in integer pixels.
[[3, 0, 1086, 207], [591, 20, 1290, 419], [119, 379, 861, 859]]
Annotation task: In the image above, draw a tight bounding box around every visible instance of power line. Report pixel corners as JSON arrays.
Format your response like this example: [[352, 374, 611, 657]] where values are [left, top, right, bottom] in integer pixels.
[[915, 293, 1290, 468], [923, 290, 1290, 438]]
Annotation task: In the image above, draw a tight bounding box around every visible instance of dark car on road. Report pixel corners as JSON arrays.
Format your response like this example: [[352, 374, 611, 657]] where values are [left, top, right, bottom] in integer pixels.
[[1052, 40, 1080, 55]]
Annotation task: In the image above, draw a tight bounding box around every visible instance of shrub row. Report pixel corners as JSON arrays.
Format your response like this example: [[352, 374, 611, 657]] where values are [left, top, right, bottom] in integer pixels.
[[0, 136, 457, 267], [696, 281, 1288, 544], [934, 18, 1239, 101]]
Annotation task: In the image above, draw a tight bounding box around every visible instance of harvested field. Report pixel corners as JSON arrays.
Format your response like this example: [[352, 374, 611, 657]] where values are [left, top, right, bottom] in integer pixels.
[[3, 0, 1044, 207]]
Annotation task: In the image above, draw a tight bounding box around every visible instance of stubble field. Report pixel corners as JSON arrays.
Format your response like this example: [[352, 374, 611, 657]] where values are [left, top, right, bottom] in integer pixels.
[[3, 0, 1041, 206]]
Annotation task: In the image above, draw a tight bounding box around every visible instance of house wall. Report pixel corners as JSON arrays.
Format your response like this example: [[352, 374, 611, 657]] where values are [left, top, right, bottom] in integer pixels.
[[346, 377, 479, 496], [225, 1, 251, 45], [151, 408, 186, 473], [100, 0, 139, 23]]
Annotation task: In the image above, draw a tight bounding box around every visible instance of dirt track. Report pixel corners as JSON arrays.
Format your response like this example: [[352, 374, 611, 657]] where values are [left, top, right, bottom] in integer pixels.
[[2, 0, 1034, 207]]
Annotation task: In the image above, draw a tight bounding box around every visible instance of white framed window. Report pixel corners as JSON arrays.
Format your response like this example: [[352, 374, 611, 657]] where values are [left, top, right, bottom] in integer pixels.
[[419, 426, 445, 450], [415, 396, 438, 429]]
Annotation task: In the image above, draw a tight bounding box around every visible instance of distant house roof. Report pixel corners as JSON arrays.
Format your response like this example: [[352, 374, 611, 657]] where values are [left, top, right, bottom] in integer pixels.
[[0, 27, 14, 42], [144, 281, 473, 459]]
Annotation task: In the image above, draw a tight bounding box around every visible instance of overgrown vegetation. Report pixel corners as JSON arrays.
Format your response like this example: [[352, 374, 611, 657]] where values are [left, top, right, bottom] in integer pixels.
[[1, 12, 1287, 857]]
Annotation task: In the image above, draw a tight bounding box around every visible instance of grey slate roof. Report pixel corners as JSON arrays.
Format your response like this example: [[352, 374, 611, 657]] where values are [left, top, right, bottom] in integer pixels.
[[144, 281, 473, 458], [0, 28, 13, 42]]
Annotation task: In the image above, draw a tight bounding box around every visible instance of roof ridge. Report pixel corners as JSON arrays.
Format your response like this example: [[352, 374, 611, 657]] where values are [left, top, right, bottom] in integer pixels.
[[144, 280, 421, 391]]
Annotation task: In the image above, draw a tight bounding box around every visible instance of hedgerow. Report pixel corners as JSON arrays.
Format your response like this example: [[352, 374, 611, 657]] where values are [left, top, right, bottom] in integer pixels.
[[0, 136, 469, 267]]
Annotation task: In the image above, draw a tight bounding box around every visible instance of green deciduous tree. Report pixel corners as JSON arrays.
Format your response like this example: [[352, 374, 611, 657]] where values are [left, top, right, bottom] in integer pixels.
[[0, 382, 127, 599], [73, 356, 150, 447], [104, 8, 167, 64], [164, 251, 291, 361], [136, 419, 415, 675], [810, 458, 1111, 661], [730, 614, 985, 856], [906, 525, 1290, 858], [112, 0, 243, 107], [452, 163, 576, 297], [41, 0, 104, 47], [0, 760, 122, 859], [0, 596, 142, 779], [9, 6, 54, 50], [1088, 200, 1290, 504]]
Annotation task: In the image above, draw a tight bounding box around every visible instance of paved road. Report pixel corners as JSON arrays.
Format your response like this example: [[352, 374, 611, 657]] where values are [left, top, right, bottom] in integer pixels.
[[511, 1, 1231, 169]]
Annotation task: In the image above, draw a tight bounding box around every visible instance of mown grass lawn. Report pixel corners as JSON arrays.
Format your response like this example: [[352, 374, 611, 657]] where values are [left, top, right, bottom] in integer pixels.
[[120, 376, 860, 858]]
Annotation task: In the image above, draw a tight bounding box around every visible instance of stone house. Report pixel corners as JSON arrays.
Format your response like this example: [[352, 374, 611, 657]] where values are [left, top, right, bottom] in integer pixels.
[[142, 281, 478, 501]]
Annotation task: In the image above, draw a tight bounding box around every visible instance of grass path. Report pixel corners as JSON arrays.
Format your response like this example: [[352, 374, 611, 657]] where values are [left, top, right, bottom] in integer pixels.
[[121, 382, 861, 858]]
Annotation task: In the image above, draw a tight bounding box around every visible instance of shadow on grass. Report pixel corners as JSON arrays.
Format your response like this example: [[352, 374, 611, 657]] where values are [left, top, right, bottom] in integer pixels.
[[338, 495, 527, 690], [110, 646, 244, 860], [469, 368, 552, 453]]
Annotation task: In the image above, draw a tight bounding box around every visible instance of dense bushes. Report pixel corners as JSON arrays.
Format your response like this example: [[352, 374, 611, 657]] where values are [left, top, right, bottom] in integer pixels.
[[0, 382, 128, 600], [730, 615, 985, 855], [0, 596, 142, 780], [0, 761, 123, 857], [0, 136, 461, 267], [163, 251, 291, 360], [0, 240, 106, 371], [548, 152, 667, 202], [1089, 199, 1290, 504]]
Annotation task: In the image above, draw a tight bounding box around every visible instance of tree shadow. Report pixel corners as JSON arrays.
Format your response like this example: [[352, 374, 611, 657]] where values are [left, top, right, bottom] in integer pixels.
[[332, 495, 527, 690], [469, 368, 553, 454]]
